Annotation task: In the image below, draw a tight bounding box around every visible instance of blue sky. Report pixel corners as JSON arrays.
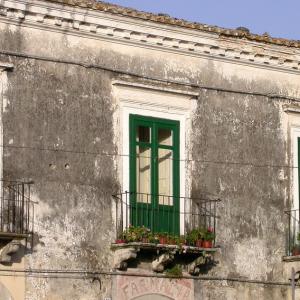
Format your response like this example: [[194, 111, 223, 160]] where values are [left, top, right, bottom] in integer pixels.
[[108, 0, 300, 40]]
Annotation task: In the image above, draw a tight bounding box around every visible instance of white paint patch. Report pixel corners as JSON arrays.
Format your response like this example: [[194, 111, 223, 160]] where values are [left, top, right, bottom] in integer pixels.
[[93, 137, 101, 144], [94, 155, 101, 178], [233, 238, 270, 280]]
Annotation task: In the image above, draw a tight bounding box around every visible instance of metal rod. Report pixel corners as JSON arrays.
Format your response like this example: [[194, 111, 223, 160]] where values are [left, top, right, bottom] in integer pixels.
[[288, 212, 291, 255], [214, 202, 216, 246], [21, 183, 25, 233], [27, 184, 30, 233], [291, 267, 295, 300]]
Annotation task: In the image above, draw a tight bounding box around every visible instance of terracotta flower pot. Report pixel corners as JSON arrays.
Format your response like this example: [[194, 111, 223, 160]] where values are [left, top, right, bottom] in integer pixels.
[[141, 237, 149, 243], [195, 239, 203, 248], [202, 240, 213, 248], [115, 239, 126, 244], [292, 246, 300, 256], [159, 236, 168, 244], [168, 239, 176, 245]]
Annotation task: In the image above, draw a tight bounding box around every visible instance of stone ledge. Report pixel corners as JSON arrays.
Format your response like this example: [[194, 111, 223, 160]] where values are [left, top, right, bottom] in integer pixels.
[[0, 232, 29, 240], [282, 255, 300, 262], [111, 242, 218, 254]]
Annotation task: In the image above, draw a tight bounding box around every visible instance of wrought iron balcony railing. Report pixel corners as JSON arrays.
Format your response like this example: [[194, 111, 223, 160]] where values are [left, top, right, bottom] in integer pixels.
[[0, 180, 34, 237], [285, 209, 300, 256], [113, 192, 220, 246]]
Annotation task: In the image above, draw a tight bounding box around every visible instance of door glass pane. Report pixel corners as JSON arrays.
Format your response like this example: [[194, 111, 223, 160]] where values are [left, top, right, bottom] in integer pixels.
[[136, 146, 151, 203], [158, 148, 173, 205], [137, 126, 151, 143], [158, 128, 172, 146]]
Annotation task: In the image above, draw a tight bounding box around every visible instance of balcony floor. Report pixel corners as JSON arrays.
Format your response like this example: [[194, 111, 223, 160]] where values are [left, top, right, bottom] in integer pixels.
[[111, 242, 218, 254], [0, 232, 29, 240]]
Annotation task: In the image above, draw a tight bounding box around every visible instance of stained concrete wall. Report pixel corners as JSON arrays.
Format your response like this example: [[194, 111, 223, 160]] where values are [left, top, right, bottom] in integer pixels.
[[0, 3, 299, 299], [194, 280, 296, 300], [192, 90, 286, 277]]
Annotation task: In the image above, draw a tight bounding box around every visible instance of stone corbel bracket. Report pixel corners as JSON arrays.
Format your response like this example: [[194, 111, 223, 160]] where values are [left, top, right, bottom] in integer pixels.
[[0, 62, 13, 71], [0, 239, 21, 263], [187, 253, 212, 275], [152, 251, 175, 273], [113, 247, 139, 270]]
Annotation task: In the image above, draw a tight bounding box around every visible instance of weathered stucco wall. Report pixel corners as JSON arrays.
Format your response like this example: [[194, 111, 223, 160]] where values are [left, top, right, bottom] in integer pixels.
[[192, 89, 287, 278], [0, 21, 120, 300], [0, 2, 300, 299]]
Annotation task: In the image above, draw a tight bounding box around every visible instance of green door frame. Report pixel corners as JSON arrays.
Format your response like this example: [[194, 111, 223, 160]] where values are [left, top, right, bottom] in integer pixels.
[[129, 114, 180, 234]]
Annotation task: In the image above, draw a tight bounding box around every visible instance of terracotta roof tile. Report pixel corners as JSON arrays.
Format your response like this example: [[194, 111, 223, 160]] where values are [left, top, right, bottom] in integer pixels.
[[47, 0, 300, 49]]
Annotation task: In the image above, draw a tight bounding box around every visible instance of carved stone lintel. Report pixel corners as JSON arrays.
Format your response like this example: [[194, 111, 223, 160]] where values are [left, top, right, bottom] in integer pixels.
[[187, 254, 211, 275], [0, 240, 21, 263], [113, 247, 138, 270], [152, 252, 175, 273]]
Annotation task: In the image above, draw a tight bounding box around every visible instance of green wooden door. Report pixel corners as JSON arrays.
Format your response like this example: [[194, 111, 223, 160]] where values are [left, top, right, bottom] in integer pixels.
[[129, 114, 180, 235]]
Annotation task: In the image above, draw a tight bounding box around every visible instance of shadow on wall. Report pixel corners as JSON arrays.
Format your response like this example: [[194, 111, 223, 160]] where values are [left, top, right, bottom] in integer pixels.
[[0, 281, 13, 300]]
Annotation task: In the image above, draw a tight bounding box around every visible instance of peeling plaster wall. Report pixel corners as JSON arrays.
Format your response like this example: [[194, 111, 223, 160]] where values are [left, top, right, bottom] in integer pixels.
[[0, 6, 299, 299], [0, 22, 119, 300], [191, 90, 287, 278]]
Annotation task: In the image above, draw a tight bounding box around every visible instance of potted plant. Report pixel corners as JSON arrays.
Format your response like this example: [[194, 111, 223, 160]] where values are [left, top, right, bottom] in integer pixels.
[[168, 234, 177, 245], [174, 235, 185, 247], [195, 239, 203, 248], [186, 229, 203, 247], [149, 233, 159, 244], [115, 235, 127, 244], [202, 227, 215, 248], [123, 225, 150, 243], [158, 232, 169, 244], [140, 226, 150, 243], [115, 238, 126, 244], [123, 225, 137, 242], [292, 244, 300, 256]]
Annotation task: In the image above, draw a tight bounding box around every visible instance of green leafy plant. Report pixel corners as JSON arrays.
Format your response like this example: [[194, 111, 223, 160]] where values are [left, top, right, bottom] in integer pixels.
[[186, 228, 203, 246], [167, 234, 178, 245], [123, 226, 150, 242], [165, 264, 183, 277], [173, 235, 185, 246], [203, 228, 215, 241], [159, 232, 169, 237], [119, 226, 216, 246], [148, 232, 159, 244]]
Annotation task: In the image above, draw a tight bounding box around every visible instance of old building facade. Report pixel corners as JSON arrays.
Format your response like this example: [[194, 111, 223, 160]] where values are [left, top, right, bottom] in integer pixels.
[[0, 0, 300, 299]]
